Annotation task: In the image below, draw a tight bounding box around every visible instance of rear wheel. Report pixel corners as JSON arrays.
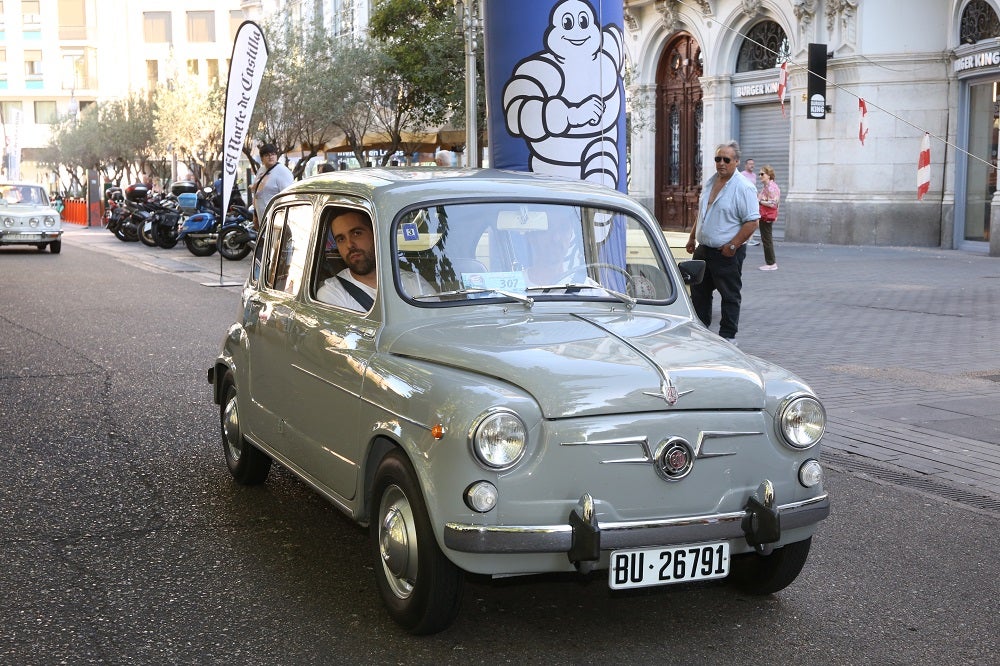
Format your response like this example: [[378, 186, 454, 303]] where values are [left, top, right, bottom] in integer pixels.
[[370, 450, 463, 634], [220, 372, 271, 485], [218, 226, 253, 260], [185, 236, 217, 257], [729, 537, 812, 595], [154, 223, 179, 249]]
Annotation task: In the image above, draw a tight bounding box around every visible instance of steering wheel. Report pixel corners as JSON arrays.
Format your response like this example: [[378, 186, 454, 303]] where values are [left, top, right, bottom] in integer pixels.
[[556, 262, 635, 295]]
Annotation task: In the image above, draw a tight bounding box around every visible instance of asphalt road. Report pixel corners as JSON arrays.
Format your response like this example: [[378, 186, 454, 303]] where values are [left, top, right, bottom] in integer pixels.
[[0, 235, 997, 664]]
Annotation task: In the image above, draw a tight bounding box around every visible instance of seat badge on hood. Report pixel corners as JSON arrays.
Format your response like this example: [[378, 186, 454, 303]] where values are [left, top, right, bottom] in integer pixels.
[[644, 377, 689, 406]]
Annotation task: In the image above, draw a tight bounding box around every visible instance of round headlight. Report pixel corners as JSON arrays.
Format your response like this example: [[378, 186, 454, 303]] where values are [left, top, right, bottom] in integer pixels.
[[45, 216, 56, 227], [777, 395, 826, 449], [469, 409, 527, 470], [2, 217, 12, 227], [29, 217, 40, 228]]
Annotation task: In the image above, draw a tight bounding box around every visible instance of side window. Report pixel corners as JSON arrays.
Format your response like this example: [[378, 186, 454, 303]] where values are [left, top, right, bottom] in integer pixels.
[[262, 204, 312, 295]]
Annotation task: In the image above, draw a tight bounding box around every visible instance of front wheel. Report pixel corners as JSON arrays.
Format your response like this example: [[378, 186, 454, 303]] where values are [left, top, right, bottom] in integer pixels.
[[49, 240, 62, 254], [218, 226, 253, 261], [139, 221, 158, 247], [185, 235, 217, 257], [370, 450, 463, 634], [220, 373, 271, 485], [729, 537, 812, 595]]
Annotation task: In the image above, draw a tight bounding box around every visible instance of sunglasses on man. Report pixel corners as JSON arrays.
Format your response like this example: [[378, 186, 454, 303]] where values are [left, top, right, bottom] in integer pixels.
[[714, 156, 733, 164]]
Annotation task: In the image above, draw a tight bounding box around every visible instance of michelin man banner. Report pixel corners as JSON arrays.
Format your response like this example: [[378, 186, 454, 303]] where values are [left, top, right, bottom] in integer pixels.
[[485, 0, 626, 193]]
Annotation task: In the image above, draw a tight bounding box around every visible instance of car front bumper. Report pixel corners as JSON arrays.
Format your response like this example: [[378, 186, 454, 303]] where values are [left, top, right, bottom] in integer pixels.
[[444, 490, 830, 561], [0, 229, 62, 244]]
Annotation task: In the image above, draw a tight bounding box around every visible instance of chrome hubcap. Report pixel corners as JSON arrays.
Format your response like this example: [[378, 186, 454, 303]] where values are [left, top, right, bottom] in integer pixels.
[[378, 484, 417, 599], [222, 395, 243, 462]]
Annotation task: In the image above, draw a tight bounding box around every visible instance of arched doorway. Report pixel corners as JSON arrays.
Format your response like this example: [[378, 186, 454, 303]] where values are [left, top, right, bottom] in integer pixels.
[[655, 33, 703, 231]]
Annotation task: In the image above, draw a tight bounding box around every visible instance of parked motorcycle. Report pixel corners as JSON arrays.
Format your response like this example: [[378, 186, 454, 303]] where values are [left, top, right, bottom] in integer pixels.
[[104, 187, 133, 242], [148, 194, 183, 249], [216, 205, 255, 260], [176, 187, 221, 257]]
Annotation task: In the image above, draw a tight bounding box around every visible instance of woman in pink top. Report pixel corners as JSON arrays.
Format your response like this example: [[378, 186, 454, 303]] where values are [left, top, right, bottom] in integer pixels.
[[757, 165, 780, 271]]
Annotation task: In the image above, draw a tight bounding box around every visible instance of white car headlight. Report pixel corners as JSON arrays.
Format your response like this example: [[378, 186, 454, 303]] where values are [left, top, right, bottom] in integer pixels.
[[45, 216, 57, 227], [776, 395, 826, 449], [29, 217, 40, 228], [469, 408, 527, 470], [2, 217, 12, 227]]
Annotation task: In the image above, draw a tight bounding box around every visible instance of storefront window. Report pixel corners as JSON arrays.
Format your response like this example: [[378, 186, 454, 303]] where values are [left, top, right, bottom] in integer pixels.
[[964, 80, 998, 242]]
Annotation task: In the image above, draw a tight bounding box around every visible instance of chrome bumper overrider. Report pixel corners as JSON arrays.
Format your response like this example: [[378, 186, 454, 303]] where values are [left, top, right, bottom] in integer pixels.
[[443, 493, 830, 556]]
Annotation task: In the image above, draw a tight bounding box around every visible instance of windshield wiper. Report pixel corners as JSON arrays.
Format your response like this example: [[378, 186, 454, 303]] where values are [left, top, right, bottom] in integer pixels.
[[412, 288, 534, 307], [525, 283, 636, 309]]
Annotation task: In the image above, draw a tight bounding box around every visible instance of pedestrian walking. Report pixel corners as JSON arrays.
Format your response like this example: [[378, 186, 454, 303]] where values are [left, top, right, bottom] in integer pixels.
[[684, 141, 760, 344], [757, 165, 780, 271]]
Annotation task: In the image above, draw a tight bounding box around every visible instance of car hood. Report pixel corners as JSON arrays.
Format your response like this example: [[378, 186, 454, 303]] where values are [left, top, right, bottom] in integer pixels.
[[384, 312, 766, 418]]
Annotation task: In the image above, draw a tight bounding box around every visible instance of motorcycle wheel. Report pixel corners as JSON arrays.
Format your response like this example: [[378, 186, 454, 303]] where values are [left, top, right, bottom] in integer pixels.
[[139, 222, 158, 247], [185, 236, 218, 257], [218, 227, 253, 261], [114, 224, 135, 242], [154, 225, 179, 249]]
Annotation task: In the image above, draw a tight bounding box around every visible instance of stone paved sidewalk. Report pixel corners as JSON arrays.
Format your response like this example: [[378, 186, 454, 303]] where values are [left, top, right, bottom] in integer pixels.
[[726, 240, 1000, 506]]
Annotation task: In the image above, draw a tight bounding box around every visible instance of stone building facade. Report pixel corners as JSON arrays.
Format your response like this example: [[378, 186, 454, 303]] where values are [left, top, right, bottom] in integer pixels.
[[622, 0, 1000, 256]]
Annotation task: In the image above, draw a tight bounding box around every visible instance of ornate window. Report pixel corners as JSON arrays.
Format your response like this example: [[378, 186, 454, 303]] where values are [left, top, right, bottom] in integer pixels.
[[736, 21, 790, 72], [960, 0, 1000, 45]]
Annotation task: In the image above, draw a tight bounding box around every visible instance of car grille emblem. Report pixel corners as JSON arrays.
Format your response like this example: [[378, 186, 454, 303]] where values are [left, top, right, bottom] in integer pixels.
[[654, 437, 694, 481]]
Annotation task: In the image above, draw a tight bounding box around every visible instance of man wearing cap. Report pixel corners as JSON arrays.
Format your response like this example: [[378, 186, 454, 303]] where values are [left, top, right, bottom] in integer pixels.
[[251, 143, 294, 229]]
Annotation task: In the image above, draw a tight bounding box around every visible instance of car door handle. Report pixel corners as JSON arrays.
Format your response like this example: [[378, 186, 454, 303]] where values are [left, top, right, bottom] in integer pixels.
[[348, 324, 376, 339]]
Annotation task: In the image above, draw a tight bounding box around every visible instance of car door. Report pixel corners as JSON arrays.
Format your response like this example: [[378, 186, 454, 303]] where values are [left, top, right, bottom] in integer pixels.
[[276, 202, 379, 502], [243, 202, 313, 454]]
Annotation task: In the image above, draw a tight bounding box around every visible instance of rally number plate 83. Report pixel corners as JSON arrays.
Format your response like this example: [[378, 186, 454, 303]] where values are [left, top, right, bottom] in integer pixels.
[[609, 542, 730, 590]]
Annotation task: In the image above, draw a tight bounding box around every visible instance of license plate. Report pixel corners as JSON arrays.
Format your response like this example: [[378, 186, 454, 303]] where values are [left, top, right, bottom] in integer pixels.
[[609, 542, 730, 590], [3, 233, 38, 241]]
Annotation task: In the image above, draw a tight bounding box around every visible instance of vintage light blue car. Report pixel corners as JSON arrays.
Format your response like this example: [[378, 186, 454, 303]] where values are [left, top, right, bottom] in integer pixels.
[[0, 182, 63, 253], [209, 168, 829, 634]]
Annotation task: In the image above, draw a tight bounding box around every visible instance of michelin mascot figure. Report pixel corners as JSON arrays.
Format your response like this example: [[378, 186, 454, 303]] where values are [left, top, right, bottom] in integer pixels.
[[487, 0, 625, 192], [485, 0, 627, 277]]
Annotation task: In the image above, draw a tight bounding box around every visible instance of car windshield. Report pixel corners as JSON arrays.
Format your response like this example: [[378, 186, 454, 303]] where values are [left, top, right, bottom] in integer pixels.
[[393, 202, 675, 306], [0, 185, 47, 205]]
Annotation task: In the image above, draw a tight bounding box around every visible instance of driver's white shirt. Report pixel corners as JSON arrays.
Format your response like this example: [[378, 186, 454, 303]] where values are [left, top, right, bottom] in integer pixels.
[[316, 268, 435, 312]]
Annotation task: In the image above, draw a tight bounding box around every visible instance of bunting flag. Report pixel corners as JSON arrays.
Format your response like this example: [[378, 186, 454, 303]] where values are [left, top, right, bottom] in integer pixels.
[[858, 98, 869, 145], [221, 21, 269, 217], [777, 61, 787, 117], [917, 133, 931, 201]]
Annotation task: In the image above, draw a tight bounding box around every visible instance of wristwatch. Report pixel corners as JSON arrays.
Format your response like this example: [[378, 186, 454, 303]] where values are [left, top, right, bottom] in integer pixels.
[[727, 243, 736, 251]]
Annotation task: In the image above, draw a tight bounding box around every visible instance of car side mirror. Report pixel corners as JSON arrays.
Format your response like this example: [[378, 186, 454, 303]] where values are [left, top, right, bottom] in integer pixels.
[[677, 260, 706, 285]]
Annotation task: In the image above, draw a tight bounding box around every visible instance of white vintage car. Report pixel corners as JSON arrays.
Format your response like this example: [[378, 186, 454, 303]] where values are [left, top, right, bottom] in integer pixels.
[[0, 182, 63, 253], [209, 168, 830, 634]]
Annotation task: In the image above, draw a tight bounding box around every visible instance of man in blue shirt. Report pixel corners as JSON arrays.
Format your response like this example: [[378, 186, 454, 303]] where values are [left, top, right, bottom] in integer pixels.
[[684, 141, 760, 344]]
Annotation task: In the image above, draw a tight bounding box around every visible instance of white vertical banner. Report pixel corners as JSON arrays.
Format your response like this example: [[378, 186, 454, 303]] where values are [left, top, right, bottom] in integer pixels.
[[221, 21, 268, 217], [8, 107, 22, 181]]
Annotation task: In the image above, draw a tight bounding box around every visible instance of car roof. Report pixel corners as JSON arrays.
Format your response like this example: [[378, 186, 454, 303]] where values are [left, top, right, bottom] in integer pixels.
[[277, 168, 643, 217]]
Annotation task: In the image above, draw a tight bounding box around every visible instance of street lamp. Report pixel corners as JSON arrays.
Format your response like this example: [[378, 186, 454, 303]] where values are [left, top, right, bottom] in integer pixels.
[[455, 0, 482, 167]]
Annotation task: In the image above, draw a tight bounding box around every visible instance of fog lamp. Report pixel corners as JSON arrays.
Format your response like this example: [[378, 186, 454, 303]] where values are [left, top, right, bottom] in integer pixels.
[[464, 481, 498, 513], [799, 459, 823, 488]]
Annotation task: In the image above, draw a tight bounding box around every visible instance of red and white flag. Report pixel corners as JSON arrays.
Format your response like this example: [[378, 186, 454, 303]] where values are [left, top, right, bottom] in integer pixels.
[[917, 133, 931, 201], [777, 61, 787, 117], [858, 98, 869, 145]]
